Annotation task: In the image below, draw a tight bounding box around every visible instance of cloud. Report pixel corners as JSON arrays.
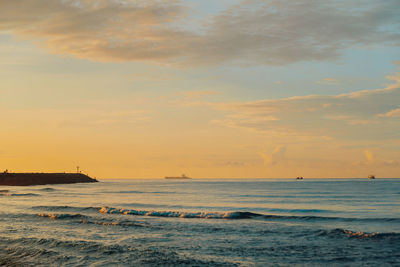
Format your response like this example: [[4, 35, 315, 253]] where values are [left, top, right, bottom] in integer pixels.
[[179, 90, 218, 98], [260, 146, 286, 166], [364, 150, 374, 163], [0, 0, 399, 66], [216, 161, 248, 167], [383, 160, 400, 167], [316, 78, 339, 85], [0, 0, 189, 63], [209, 72, 400, 141], [325, 115, 376, 125], [378, 108, 400, 118]]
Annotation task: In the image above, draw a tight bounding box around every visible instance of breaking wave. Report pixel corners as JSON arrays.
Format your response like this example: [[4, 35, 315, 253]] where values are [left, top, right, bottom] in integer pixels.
[[98, 206, 400, 222], [317, 228, 400, 240], [30, 205, 400, 223], [99, 206, 255, 219]]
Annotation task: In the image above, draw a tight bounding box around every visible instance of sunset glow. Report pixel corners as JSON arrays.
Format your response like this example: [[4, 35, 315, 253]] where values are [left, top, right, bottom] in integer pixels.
[[1, 0, 399, 178]]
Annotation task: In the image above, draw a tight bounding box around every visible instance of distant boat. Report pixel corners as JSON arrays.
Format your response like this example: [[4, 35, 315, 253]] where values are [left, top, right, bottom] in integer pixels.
[[368, 175, 375, 179], [165, 174, 191, 180], [296, 176, 304, 180]]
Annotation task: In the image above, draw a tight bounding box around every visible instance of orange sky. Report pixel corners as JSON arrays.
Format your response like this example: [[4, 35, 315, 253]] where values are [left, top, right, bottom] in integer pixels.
[[0, 1, 399, 178]]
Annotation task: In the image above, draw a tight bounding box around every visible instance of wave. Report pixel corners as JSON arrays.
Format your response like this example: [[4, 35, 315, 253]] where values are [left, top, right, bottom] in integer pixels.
[[258, 214, 400, 222], [33, 203, 332, 215], [38, 187, 56, 191], [80, 219, 145, 227], [32, 205, 100, 212], [318, 228, 400, 240], [31, 205, 400, 223], [105, 190, 178, 194], [99, 206, 256, 219], [0, 192, 40, 197], [98, 206, 400, 222], [265, 208, 331, 213], [0, 236, 235, 266], [0, 236, 130, 264], [119, 203, 332, 214], [12, 193, 40, 196], [37, 212, 146, 228], [38, 213, 88, 220], [234, 194, 359, 199]]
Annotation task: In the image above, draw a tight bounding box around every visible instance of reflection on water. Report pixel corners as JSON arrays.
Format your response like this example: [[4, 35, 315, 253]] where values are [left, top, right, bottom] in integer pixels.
[[0, 179, 399, 266]]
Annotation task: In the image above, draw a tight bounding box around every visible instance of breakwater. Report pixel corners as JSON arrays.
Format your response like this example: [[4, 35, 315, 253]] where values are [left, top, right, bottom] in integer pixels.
[[0, 173, 98, 186]]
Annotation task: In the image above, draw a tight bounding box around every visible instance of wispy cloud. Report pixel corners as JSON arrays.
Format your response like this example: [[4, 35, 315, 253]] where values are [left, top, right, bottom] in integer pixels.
[[384, 160, 400, 167], [316, 78, 339, 85], [377, 108, 400, 118], [179, 90, 218, 98], [364, 150, 374, 163], [260, 146, 286, 166], [0, 0, 398, 66], [208, 72, 400, 141]]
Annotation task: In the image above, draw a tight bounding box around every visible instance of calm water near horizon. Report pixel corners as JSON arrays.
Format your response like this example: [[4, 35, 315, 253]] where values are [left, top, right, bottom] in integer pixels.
[[1, 178, 399, 266]]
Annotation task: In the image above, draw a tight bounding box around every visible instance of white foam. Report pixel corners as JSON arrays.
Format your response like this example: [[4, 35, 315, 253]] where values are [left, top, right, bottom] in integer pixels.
[[99, 206, 247, 219]]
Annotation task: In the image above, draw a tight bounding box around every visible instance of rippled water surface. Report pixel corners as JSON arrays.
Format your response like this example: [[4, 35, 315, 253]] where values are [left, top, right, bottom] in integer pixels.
[[1, 179, 399, 266]]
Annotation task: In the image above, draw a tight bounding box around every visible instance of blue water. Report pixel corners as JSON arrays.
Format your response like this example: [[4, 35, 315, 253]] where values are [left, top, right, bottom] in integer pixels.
[[1, 179, 399, 266]]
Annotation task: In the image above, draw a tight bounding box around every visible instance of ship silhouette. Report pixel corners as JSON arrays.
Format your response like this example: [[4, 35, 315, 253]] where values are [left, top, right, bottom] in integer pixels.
[[165, 174, 191, 179]]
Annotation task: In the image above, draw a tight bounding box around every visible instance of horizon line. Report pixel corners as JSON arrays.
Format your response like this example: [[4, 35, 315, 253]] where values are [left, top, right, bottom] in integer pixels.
[[98, 177, 400, 180]]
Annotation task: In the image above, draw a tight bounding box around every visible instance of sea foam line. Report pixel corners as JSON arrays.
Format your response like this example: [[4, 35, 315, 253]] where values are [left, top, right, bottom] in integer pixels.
[[99, 207, 255, 219], [98, 206, 400, 222], [319, 228, 400, 240]]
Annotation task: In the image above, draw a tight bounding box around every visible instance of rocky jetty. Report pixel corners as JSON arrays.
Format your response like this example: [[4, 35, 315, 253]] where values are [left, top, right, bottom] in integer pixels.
[[0, 173, 98, 186]]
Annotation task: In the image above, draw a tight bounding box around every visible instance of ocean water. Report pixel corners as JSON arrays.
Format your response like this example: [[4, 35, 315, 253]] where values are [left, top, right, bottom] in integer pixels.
[[0, 178, 399, 266]]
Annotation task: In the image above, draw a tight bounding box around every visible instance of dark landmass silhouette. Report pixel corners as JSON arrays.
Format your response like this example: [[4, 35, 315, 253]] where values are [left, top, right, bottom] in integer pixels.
[[0, 173, 98, 186]]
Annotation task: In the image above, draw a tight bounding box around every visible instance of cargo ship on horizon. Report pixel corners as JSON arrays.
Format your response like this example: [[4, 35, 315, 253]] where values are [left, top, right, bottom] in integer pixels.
[[165, 174, 191, 180]]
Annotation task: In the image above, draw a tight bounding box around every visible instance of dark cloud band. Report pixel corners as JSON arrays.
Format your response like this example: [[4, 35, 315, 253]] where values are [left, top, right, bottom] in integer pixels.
[[0, 0, 398, 66]]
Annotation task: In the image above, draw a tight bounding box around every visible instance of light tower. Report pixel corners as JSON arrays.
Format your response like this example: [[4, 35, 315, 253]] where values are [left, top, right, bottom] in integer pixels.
[[77, 166, 80, 173]]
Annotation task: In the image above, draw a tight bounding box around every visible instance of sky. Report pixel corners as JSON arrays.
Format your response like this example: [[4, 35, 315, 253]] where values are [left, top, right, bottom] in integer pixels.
[[0, 0, 399, 178]]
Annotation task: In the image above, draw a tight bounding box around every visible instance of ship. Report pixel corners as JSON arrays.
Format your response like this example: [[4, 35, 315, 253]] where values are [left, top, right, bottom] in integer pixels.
[[0, 172, 98, 186], [296, 176, 304, 180], [368, 175, 375, 179], [165, 174, 191, 180]]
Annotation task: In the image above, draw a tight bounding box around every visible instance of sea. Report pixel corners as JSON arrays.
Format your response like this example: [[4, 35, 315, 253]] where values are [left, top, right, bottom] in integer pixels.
[[0, 178, 399, 266]]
